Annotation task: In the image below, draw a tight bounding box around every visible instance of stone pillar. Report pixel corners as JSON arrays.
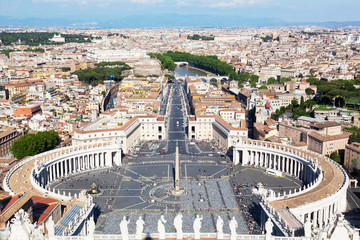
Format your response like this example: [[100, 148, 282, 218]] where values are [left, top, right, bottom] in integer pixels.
[[69, 158, 72, 174], [60, 161, 63, 177], [287, 158, 290, 174], [65, 159, 68, 176], [56, 162, 60, 179], [85, 155, 88, 170], [100, 153, 103, 167], [314, 210, 318, 228], [300, 163, 304, 181], [51, 165, 55, 181], [243, 150, 249, 165], [76, 157, 79, 171], [324, 206, 328, 224], [48, 167, 51, 182], [289, 159, 293, 175], [94, 154, 98, 168], [90, 154, 93, 169], [255, 151, 259, 166], [319, 209, 323, 229], [233, 149, 239, 165]]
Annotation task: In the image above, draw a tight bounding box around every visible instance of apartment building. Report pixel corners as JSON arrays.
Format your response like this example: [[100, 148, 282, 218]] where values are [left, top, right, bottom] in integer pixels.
[[0, 128, 22, 157], [344, 143, 360, 171], [307, 122, 350, 155]]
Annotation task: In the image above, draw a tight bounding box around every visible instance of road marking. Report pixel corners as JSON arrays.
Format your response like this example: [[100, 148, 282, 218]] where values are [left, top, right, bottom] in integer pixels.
[[122, 200, 147, 209], [110, 177, 124, 210], [125, 168, 155, 182], [210, 168, 227, 177], [112, 172, 145, 184]]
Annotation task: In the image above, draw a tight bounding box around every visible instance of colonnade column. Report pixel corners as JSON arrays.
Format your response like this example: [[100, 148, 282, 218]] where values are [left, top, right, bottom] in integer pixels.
[[94, 154, 98, 168], [100, 153, 103, 167], [65, 160, 68, 176], [233, 150, 239, 165]]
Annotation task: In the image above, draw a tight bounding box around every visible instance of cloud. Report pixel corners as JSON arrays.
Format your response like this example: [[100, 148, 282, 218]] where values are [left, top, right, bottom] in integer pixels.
[[130, 0, 163, 3], [206, 0, 276, 8], [33, 0, 162, 4]]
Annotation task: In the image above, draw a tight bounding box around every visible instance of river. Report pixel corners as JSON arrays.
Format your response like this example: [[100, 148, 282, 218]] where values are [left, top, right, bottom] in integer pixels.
[[174, 66, 209, 77]]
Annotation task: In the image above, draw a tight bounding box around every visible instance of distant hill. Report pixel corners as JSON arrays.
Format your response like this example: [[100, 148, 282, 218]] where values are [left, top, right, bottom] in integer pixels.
[[0, 14, 360, 28]]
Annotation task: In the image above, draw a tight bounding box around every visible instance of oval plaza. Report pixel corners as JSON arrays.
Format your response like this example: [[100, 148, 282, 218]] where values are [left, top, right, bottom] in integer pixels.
[[1, 75, 358, 240]]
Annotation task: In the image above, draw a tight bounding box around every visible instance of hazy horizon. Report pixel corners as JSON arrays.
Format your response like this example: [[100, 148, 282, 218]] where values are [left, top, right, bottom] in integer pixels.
[[1, 0, 360, 27]]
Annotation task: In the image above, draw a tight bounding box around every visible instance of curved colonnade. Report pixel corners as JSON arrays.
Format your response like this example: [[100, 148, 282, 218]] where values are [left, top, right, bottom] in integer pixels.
[[4, 141, 122, 201], [233, 139, 348, 230]]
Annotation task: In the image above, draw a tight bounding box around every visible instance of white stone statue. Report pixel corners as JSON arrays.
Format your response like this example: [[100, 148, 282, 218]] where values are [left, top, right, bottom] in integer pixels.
[[193, 215, 203, 239], [304, 216, 312, 238], [45, 215, 55, 239], [120, 216, 130, 240], [216, 216, 224, 239], [30, 226, 45, 240], [87, 216, 96, 238], [158, 215, 167, 239], [265, 218, 273, 240], [0, 222, 10, 240], [174, 212, 183, 240], [9, 209, 32, 240], [229, 217, 238, 240], [136, 216, 145, 239]]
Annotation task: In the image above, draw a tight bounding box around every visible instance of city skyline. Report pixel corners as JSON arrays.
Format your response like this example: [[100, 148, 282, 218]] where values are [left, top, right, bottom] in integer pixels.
[[1, 0, 360, 27]]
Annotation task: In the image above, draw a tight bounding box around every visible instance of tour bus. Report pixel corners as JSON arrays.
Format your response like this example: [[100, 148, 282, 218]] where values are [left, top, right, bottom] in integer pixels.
[[266, 168, 282, 177]]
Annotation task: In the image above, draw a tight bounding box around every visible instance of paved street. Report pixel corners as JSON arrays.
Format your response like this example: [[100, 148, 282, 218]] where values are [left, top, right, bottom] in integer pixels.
[[50, 80, 304, 235]]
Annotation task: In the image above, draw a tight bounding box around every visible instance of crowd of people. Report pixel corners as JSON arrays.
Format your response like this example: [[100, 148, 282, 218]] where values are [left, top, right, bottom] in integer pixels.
[[232, 181, 263, 234]]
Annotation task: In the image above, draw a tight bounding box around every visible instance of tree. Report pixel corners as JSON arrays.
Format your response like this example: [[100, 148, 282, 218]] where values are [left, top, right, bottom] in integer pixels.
[[11, 130, 60, 160], [329, 151, 341, 164], [320, 95, 331, 105], [150, 51, 239, 78], [305, 88, 315, 96], [101, 91, 106, 97], [61, 67, 71, 72], [250, 75, 259, 83], [280, 77, 291, 84], [238, 82, 244, 88], [306, 77, 319, 85], [350, 158, 358, 174], [267, 77, 277, 85], [300, 96, 305, 110], [259, 84, 268, 89], [239, 73, 250, 82], [291, 99, 299, 107]]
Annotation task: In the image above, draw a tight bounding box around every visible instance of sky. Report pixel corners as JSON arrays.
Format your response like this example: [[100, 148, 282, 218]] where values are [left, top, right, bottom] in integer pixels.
[[1, 0, 360, 23]]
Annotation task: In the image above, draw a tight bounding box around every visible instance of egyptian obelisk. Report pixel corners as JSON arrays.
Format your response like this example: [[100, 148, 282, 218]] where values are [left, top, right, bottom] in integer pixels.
[[175, 140, 180, 193]]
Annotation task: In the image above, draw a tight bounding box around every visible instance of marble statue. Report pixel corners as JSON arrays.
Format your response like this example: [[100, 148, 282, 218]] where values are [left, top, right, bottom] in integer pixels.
[[9, 209, 32, 240], [174, 212, 183, 240], [193, 215, 203, 239], [216, 216, 224, 239], [87, 216, 96, 239], [31, 227, 45, 240], [136, 216, 145, 239], [229, 216, 238, 240], [46, 216, 55, 239], [158, 215, 167, 239], [304, 216, 312, 238], [120, 216, 130, 240], [265, 218, 273, 240]]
